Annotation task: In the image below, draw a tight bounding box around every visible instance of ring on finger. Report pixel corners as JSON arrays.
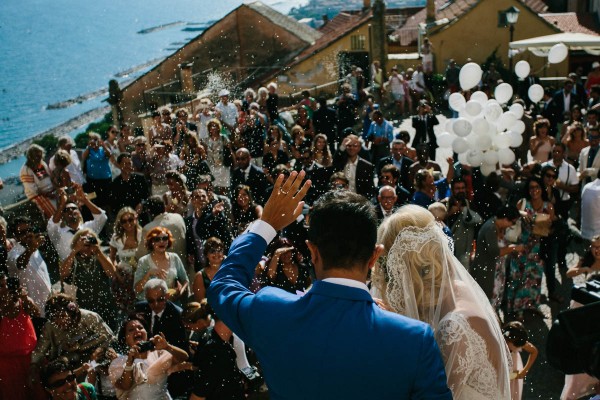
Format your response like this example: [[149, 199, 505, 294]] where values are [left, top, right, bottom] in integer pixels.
[[279, 189, 289, 195]]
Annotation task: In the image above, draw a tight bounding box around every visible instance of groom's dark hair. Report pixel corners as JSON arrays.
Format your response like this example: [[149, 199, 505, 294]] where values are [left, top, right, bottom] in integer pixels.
[[308, 190, 377, 270]]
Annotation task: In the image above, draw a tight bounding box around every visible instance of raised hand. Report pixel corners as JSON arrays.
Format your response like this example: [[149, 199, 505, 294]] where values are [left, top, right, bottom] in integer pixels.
[[261, 171, 311, 231]]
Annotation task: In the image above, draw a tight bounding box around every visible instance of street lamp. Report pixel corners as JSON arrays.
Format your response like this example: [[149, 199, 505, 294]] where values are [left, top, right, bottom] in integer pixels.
[[504, 6, 520, 73]]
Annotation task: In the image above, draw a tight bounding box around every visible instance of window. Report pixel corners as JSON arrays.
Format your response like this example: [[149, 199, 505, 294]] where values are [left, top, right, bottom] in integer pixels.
[[350, 35, 366, 50], [497, 11, 508, 28]]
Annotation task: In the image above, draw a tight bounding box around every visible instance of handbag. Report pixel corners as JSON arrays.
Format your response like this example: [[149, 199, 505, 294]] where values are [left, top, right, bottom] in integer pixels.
[[532, 212, 552, 237], [504, 199, 526, 243]]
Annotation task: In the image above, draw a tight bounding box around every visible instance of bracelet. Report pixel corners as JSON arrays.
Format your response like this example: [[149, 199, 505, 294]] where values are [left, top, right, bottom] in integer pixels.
[[123, 364, 133, 371]]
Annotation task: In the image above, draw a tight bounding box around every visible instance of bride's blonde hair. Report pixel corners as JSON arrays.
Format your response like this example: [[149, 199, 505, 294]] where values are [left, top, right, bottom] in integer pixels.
[[376, 205, 444, 319]]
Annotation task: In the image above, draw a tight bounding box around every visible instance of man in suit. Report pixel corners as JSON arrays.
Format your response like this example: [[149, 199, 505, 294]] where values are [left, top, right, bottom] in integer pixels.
[[332, 134, 376, 198], [411, 100, 439, 160], [377, 164, 411, 206], [377, 139, 414, 190], [374, 185, 399, 223], [136, 278, 190, 398], [553, 79, 581, 117], [294, 147, 332, 205], [518, 72, 541, 108], [230, 148, 268, 205], [578, 127, 600, 185], [208, 172, 451, 399]]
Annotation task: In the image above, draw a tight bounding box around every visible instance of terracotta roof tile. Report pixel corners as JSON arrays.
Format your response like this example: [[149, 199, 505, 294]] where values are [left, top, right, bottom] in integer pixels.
[[540, 12, 600, 35]]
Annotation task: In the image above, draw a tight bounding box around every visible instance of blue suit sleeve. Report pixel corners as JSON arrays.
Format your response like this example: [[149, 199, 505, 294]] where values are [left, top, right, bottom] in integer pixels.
[[411, 326, 452, 399], [207, 233, 268, 340]]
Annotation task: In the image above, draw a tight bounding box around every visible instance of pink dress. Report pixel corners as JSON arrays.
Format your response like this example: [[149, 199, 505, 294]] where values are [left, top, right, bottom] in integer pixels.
[[0, 301, 38, 400]]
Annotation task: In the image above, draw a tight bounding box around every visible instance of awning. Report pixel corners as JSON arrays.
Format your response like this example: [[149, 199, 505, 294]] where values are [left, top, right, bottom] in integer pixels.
[[509, 32, 600, 56]]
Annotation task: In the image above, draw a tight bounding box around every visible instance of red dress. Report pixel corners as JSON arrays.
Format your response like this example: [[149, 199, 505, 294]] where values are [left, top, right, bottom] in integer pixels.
[[0, 301, 38, 400]]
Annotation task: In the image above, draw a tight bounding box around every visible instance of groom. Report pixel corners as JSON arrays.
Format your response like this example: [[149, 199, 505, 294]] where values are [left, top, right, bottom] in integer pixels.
[[208, 171, 451, 399]]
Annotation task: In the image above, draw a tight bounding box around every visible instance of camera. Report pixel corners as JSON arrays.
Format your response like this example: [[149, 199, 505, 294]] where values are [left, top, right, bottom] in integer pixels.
[[65, 186, 76, 195], [137, 340, 155, 352], [85, 237, 98, 245]]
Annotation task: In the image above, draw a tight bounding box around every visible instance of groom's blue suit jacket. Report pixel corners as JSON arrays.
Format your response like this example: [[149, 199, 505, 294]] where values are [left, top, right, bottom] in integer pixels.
[[208, 229, 451, 400]]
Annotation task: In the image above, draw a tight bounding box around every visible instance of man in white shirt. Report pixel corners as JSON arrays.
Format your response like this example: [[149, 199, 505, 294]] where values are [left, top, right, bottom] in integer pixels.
[[375, 185, 397, 222], [7, 217, 52, 316], [47, 186, 107, 261], [332, 134, 375, 197], [543, 144, 579, 215], [215, 89, 238, 135], [581, 170, 600, 241]]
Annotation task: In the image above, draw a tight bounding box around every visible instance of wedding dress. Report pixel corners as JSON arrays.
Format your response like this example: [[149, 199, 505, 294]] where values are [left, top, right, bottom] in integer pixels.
[[375, 208, 511, 400]]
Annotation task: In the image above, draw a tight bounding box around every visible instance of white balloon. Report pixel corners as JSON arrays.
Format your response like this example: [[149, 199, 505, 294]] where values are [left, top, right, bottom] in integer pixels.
[[480, 163, 497, 176], [487, 122, 498, 135], [494, 83, 513, 104], [508, 131, 524, 147], [475, 133, 493, 151], [514, 60, 531, 79], [484, 103, 503, 122], [458, 151, 470, 165], [483, 149, 499, 165], [497, 112, 518, 132], [465, 100, 483, 117], [445, 119, 455, 134], [453, 118, 472, 137], [528, 84, 544, 103], [548, 43, 568, 64], [509, 103, 524, 119], [470, 91, 488, 105], [437, 132, 455, 148], [448, 92, 467, 112], [472, 117, 489, 135], [486, 99, 500, 106], [493, 132, 511, 149], [452, 137, 470, 154], [466, 150, 483, 166], [498, 148, 516, 165], [459, 62, 483, 91], [510, 120, 526, 134]]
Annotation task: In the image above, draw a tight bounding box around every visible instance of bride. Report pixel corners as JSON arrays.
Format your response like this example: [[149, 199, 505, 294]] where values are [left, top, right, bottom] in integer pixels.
[[373, 205, 511, 400]]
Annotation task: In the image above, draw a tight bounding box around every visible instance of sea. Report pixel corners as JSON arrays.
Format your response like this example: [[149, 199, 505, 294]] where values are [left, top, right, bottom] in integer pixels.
[[0, 0, 310, 179]]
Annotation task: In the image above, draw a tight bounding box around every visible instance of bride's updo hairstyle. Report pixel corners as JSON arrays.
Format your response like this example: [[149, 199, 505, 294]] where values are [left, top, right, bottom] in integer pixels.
[[375, 205, 445, 322]]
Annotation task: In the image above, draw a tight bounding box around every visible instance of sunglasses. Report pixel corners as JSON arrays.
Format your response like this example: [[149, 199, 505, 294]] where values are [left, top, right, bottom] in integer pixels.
[[47, 372, 76, 389], [152, 236, 169, 243], [64, 206, 78, 211], [147, 296, 166, 304], [208, 248, 224, 254], [545, 174, 557, 179], [121, 217, 136, 224]]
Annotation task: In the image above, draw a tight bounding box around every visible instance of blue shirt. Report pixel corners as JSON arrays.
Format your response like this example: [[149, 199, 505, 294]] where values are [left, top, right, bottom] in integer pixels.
[[367, 119, 394, 142], [86, 147, 111, 180]]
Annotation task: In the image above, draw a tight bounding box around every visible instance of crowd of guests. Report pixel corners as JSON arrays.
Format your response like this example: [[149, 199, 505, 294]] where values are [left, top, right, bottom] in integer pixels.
[[0, 59, 599, 399]]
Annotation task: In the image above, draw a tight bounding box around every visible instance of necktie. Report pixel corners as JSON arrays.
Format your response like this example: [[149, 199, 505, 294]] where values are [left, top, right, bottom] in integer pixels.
[[68, 228, 78, 234], [153, 315, 161, 336]]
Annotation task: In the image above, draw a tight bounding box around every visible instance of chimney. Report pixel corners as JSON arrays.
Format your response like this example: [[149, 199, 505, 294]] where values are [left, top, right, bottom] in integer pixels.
[[179, 62, 195, 94], [363, 0, 371, 11], [426, 0, 436, 23], [322, 14, 329, 26]]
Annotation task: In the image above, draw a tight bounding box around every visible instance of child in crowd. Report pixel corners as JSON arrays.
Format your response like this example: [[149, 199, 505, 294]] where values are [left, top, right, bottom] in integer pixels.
[[503, 321, 538, 400]]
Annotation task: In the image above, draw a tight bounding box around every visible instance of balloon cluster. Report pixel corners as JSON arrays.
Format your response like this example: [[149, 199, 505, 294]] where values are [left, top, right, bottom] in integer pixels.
[[440, 62, 524, 176], [441, 43, 568, 176]]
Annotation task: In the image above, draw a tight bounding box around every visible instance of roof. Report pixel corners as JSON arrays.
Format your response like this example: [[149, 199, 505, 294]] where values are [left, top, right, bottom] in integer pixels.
[[392, 0, 550, 46], [293, 11, 373, 63], [540, 12, 600, 35], [246, 1, 322, 44]]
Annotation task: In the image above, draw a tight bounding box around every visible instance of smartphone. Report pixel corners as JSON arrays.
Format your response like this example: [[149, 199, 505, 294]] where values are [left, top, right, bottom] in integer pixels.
[[137, 341, 155, 352]]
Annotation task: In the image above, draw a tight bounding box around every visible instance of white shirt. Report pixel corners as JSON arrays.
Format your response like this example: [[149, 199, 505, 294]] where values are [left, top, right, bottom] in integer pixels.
[[562, 91, 571, 113], [7, 243, 52, 316], [345, 158, 359, 193], [49, 149, 85, 185], [47, 210, 108, 260], [151, 309, 166, 334], [581, 179, 600, 240], [542, 160, 578, 201], [215, 101, 238, 128]]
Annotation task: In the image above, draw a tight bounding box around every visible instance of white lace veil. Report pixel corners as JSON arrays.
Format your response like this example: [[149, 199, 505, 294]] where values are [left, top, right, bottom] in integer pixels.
[[374, 205, 511, 400]]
